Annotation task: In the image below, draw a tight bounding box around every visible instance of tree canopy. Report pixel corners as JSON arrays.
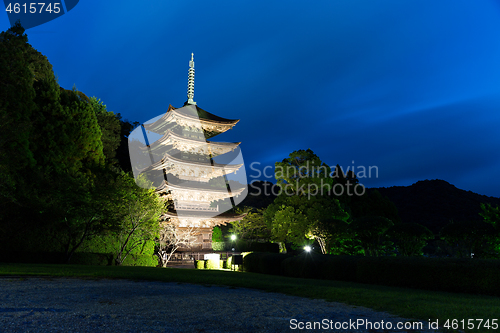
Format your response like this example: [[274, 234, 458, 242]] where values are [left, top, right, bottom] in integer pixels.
[[264, 149, 349, 253], [0, 23, 158, 265]]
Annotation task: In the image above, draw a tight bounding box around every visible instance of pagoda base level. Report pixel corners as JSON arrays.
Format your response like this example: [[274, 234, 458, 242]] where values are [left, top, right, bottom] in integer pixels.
[[173, 226, 214, 251], [167, 251, 243, 264]]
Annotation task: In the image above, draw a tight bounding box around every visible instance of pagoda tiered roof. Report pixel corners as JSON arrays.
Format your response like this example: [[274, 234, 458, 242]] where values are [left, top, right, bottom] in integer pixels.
[[156, 179, 246, 197], [156, 179, 245, 211], [162, 211, 247, 228], [140, 151, 243, 182], [142, 129, 240, 157], [143, 104, 239, 139]]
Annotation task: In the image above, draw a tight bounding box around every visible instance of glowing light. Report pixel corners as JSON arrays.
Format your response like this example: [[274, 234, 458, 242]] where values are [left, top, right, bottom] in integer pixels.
[[304, 246, 311, 252], [231, 235, 237, 241]]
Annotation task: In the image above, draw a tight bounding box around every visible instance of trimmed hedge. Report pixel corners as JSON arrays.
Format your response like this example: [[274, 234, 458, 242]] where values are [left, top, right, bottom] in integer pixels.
[[0, 252, 111, 265], [319, 255, 363, 282], [281, 252, 327, 279], [0, 252, 65, 264], [248, 253, 500, 296], [355, 256, 500, 295], [242, 252, 266, 273], [194, 259, 224, 270], [0, 252, 156, 267], [194, 260, 205, 269], [205, 259, 220, 269], [243, 252, 293, 275]]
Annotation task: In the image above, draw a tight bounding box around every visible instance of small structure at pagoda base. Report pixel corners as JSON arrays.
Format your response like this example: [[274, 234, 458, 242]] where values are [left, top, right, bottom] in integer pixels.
[[129, 53, 247, 256]]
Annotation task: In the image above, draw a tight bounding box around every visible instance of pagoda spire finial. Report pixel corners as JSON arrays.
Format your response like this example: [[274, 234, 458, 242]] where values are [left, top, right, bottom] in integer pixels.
[[187, 53, 196, 105]]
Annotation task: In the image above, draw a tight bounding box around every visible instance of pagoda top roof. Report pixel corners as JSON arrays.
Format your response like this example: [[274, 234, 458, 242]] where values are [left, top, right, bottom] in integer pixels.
[[181, 102, 239, 124], [144, 104, 239, 135]]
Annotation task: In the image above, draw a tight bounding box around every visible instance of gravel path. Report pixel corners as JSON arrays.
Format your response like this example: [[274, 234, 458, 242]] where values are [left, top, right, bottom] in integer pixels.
[[0, 277, 441, 332]]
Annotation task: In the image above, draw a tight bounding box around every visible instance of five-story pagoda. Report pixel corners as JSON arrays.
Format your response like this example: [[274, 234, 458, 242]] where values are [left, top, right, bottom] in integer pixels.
[[129, 54, 247, 252]]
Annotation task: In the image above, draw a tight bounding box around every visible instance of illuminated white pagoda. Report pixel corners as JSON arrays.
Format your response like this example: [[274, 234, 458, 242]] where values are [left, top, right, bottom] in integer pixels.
[[139, 53, 246, 251]]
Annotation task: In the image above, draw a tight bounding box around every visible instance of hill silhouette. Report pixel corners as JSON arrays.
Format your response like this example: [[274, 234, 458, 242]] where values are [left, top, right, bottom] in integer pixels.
[[236, 179, 500, 236], [374, 179, 500, 233]]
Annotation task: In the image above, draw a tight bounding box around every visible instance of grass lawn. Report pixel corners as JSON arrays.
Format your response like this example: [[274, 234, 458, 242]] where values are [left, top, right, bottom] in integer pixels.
[[1, 263, 499, 332]]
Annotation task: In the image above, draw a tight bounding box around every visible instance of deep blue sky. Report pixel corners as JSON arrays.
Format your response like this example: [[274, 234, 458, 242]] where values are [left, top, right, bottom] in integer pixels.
[[2, 0, 500, 197]]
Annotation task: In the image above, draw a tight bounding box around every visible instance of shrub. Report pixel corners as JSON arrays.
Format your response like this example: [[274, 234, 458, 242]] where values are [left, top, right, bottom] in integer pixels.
[[212, 226, 223, 242], [194, 260, 205, 269], [122, 254, 157, 267], [242, 252, 267, 273], [205, 259, 220, 269]]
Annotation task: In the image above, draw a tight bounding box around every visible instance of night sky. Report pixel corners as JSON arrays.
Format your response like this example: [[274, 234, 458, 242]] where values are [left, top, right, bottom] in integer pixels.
[[2, 0, 500, 197]]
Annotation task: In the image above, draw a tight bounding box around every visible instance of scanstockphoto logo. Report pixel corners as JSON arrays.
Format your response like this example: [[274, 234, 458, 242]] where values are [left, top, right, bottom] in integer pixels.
[[3, 0, 79, 30], [128, 104, 248, 219]]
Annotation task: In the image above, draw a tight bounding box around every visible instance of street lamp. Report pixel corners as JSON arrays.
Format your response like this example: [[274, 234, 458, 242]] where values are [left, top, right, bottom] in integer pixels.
[[231, 234, 237, 252], [304, 245, 312, 252]]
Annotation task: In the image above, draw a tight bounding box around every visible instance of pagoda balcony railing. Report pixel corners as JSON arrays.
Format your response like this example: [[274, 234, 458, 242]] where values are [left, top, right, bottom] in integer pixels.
[[175, 205, 218, 212]]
